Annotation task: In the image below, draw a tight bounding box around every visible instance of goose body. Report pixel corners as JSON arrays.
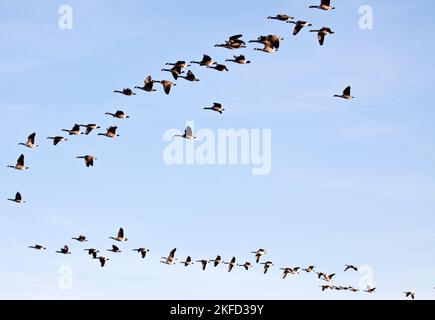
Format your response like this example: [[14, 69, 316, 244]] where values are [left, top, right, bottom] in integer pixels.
[[19, 132, 38, 148], [47, 136, 68, 146], [203, 103, 225, 114], [344, 264, 358, 272], [79, 124, 100, 135], [207, 64, 229, 72], [135, 75, 159, 92], [56, 245, 71, 254], [72, 235, 88, 242], [97, 256, 109, 267], [238, 262, 252, 271], [289, 20, 313, 36], [109, 228, 128, 242], [215, 34, 246, 50], [107, 244, 121, 253], [310, 27, 334, 46], [404, 291, 415, 300], [334, 86, 354, 99], [161, 66, 184, 80], [174, 126, 196, 140], [251, 249, 266, 263], [77, 155, 97, 167], [310, 0, 335, 10], [156, 80, 176, 95], [161, 248, 177, 265], [180, 70, 200, 82], [191, 54, 216, 67], [181, 256, 193, 266], [29, 244, 46, 250], [8, 192, 25, 204], [268, 14, 294, 22], [114, 88, 136, 96], [62, 124, 83, 136], [7, 154, 28, 170], [105, 110, 129, 119], [225, 55, 250, 64], [209, 255, 222, 267], [133, 248, 150, 259], [224, 257, 237, 272], [98, 126, 119, 138]]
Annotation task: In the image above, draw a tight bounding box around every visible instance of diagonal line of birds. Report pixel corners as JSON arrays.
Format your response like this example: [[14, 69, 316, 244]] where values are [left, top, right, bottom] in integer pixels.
[[4, 1, 417, 299]]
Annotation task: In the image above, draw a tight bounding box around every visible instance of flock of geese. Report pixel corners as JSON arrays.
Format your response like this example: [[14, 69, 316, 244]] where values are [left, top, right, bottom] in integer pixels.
[[5, 1, 419, 299]]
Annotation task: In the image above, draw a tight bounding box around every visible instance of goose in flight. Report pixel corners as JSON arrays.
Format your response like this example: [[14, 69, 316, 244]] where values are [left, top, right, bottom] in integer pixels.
[[190, 54, 217, 67], [8, 192, 25, 204], [207, 64, 229, 72], [310, 0, 335, 10], [179, 70, 200, 82], [209, 255, 222, 267], [261, 261, 274, 274], [203, 103, 225, 114], [84, 248, 99, 258], [197, 259, 208, 271], [174, 126, 196, 140], [320, 285, 333, 291], [155, 80, 176, 95], [72, 235, 88, 242], [161, 248, 177, 265], [133, 248, 150, 259], [107, 244, 121, 253], [114, 88, 136, 96], [98, 126, 119, 138], [288, 20, 313, 36], [79, 124, 100, 135], [105, 110, 130, 119], [404, 291, 415, 300], [267, 14, 294, 22], [19, 133, 38, 149], [364, 286, 376, 294], [47, 136, 68, 146], [280, 267, 300, 278], [97, 256, 109, 267], [225, 55, 250, 64], [322, 273, 336, 282], [56, 245, 71, 254], [76, 155, 97, 167], [165, 60, 190, 69], [302, 265, 315, 273], [109, 228, 127, 242], [29, 244, 46, 250], [344, 264, 358, 272], [238, 262, 252, 271], [334, 86, 355, 100], [251, 249, 266, 263], [135, 76, 159, 92], [7, 154, 28, 170], [61, 124, 83, 136], [215, 34, 246, 50], [224, 257, 237, 272], [310, 27, 334, 46], [180, 256, 193, 267], [161, 65, 184, 80], [250, 35, 283, 50], [348, 286, 359, 292]]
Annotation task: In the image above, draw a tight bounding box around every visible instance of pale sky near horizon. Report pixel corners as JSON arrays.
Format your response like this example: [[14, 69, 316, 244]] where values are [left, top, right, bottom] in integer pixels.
[[1, 0, 434, 299]]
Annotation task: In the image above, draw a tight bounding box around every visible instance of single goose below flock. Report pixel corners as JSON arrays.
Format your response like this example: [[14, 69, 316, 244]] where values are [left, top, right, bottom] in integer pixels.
[[7, 154, 28, 170], [174, 126, 196, 140], [334, 86, 354, 100], [29, 244, 46, 251], [72, 235, 87, 242], [77, 155, 97, 167], [105, 110, 129, 119], [8, 192, 25, 204], [203, 103, 225, 114]]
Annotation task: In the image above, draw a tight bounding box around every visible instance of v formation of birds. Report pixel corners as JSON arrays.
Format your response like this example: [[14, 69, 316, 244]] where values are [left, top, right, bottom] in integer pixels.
[[5, 1, 417, 299]]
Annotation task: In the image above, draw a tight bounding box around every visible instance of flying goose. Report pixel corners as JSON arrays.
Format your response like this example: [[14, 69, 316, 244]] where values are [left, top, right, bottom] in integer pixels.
[[310, 27, 334, 46], [56, 245, 71, 254], [251, 249, 266, 263], [310, 0, 335, 10], [253, 44, 276, 53], [344, 264, 358, 272], [29, 244, 46, 250], [155, 80, 176, 95], [7, 154, 28, 170], [267, 14, 294, 22], [238, 262, 252, 271], [322, 273, 336, 282], [190, 54, 217, 67], [364, 286, 376, 293], [133, 248, 150, 259], [135, 76, 159, 92], [207, 64, 229, 72], [107, 244, 121, 253], [224, 257, 237, 272], [161, 65, 184, 80], [348, 286, 359, 292], [225, 55, 250, 64], [302, 265, 315, 273], [197, 259, 208, 271], [249, 35, 283, 50], [79, 124, 100, 135], [61, 124, 83, 136], [72, 235, 88, 242], [334, 86, 354, 99], [215, 34, 246, 50], [161, 248, 177, 265], [203, 103, 225, 114], [76, 155, 97, 167], [105, 110, 130, 119], [320, 285, 333, 291], [179, 70, 200, 82], [109, 228, 128, 242], [8, 192, 25, 204], [180, 256, 193, 267], [47, 136, 68, 146], [19, 133, 38, 149], [84, 248, 99, 258], [114, 88, 136, 96], [280, 267, 300, 278], [260, 261, 274, 274], [96, 256, 109, 267], [288, 20, 313, 36], [209, 255, 222, 267], [404, 291, 415, 300], [174, 126, 196, 140], [165, 60, 190, 68], [98, 126, 119, 138]]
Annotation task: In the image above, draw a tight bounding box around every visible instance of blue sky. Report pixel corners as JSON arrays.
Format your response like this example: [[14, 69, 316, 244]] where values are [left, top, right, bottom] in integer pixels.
[[1, 0, 434, 299]]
